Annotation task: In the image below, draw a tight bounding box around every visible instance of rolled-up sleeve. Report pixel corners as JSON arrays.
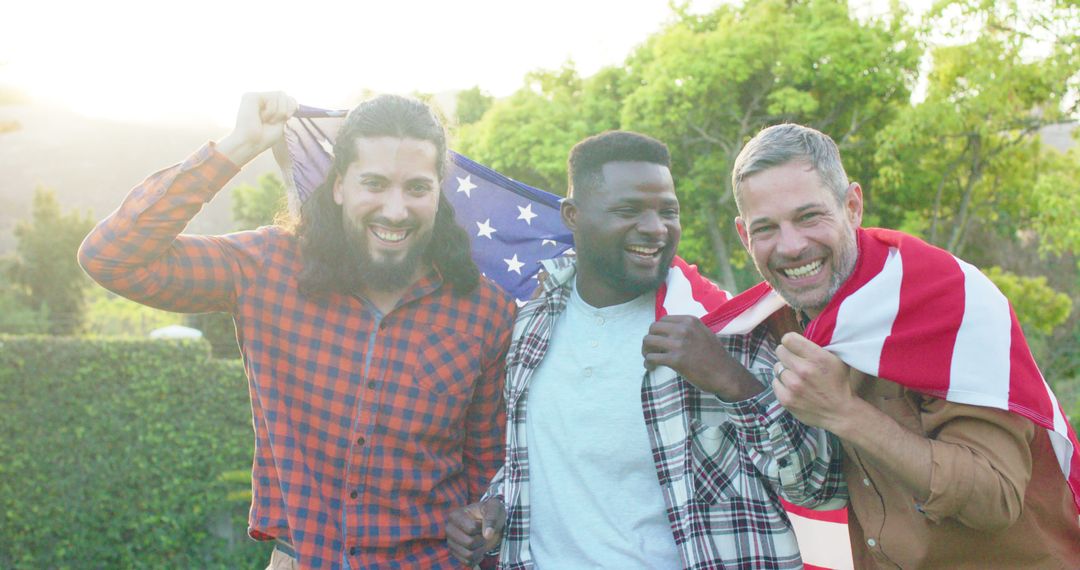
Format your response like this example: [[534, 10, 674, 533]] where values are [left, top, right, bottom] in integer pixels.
[[918, 396, 1035, 530]]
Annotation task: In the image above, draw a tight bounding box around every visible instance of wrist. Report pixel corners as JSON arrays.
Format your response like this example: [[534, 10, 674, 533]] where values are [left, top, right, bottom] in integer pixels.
[[215, 133, 265, 167], [825, 396, 872, 439]]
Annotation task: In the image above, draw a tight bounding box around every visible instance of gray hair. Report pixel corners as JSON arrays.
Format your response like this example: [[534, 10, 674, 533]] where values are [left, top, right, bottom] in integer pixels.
[[731, 124, 849, 212]]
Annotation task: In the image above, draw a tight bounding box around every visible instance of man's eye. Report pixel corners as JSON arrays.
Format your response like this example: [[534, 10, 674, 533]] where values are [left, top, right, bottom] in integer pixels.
[[408, 183, 433, 194], [362, 179, 386, 191], [661, 209, 680, 218]]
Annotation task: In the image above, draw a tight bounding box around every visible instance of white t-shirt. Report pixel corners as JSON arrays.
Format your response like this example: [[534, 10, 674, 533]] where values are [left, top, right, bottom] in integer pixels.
[[525, 280, 681, 570]]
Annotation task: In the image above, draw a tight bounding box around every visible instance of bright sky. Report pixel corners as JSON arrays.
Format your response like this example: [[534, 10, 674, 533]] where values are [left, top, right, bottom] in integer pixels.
[[3, 0, 927, 126], [1, 0, 720, 125]]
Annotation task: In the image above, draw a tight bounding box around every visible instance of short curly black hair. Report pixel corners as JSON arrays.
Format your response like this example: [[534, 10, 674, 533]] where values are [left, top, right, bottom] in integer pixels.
[[567, 131, 671, 200]]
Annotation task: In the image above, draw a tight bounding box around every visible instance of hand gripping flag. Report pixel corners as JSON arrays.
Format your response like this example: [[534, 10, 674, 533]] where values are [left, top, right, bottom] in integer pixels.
[[277, 105, 852, 569], [704, 227, 1080, 516]]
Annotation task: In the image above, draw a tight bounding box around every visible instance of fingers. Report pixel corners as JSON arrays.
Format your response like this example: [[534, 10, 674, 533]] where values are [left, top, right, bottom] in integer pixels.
[[257, 92, 297, 124], [772, 375, 792, 406], [779, 332, 821, 358], [481, 497, 506, 540], [446, 505, 488, 565]]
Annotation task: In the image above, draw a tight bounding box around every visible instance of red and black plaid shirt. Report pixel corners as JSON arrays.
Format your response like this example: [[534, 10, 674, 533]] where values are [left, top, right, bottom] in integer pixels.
[[79, 144, 514, 569]]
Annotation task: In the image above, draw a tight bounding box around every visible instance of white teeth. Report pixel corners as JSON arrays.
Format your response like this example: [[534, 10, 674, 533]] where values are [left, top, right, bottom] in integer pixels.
[[782, 260, 823, 279], [372, 227, 408, 242], [627, 245, 660, 255]]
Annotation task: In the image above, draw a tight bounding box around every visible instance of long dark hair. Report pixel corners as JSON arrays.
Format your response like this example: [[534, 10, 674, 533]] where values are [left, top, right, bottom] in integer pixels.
[[295, 95, 480, 297]]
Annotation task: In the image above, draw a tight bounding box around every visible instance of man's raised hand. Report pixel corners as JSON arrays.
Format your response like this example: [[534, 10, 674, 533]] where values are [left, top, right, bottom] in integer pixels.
[[772, 332, 862, 432], [217, 92, 298, 166]]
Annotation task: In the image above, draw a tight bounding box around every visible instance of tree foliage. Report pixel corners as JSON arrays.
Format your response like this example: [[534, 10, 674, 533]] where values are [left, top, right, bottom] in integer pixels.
[[872, 0, 1080, 256], [231, 173, 286, 231], [8, 187, 96, 334], [456, 63, 628, 192], [450, 0, 1079, 383], [457, 0, 921, 290], [455, 86, 495, 126]]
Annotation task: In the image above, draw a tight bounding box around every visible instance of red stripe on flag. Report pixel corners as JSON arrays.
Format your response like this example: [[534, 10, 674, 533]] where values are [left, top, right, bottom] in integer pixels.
[[781, 498, 848, 524], [805, 229, 890, 346], [1007, 305, 1054, 422], [876, 239, 964, 395]]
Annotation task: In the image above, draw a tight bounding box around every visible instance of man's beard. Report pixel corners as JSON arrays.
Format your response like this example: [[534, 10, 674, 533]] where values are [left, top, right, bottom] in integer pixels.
[[765, 229, 858, 315], [343, 217, 434, 292], [578, 242, 675, 299]]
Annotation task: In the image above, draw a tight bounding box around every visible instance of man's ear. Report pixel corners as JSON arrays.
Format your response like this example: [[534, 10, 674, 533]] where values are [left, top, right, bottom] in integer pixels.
[[734, 216, 751, 252], [846, 183, 864, 227], [561, 198, 579, 232], [332, 174, 344, 206]]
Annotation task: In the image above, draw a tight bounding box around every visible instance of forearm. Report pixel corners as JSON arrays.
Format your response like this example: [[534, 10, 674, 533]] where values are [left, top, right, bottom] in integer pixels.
[[78, 145, 246, 312], [830, 398, 933, 502]]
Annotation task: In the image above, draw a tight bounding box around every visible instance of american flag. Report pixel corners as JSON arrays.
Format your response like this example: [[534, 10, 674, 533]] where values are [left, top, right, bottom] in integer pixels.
[[705, 227, 1080, 515], [277, 105, 852, 570]]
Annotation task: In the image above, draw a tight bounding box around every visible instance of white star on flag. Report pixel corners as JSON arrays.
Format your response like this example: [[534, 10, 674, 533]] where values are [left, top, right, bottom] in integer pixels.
[[504, 254, 525, 274], [541, 239, 558, 247], [476, 219, 497, 239], [517, 204, 538, 225], [456, 175, 478, 198]]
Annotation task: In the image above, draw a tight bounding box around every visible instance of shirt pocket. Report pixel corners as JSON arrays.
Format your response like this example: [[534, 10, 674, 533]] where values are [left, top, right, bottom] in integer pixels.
[[412, 327, 484, 398]]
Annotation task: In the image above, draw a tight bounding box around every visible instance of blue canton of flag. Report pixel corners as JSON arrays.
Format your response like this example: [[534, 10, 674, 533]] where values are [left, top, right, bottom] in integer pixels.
[[276, 105, 574, 304]]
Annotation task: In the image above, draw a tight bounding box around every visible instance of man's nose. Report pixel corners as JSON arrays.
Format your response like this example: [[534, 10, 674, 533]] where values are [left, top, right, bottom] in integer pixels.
[[636, 211, 666, 238], [775, 223, 809, 257], [379, 188, 409, 222]]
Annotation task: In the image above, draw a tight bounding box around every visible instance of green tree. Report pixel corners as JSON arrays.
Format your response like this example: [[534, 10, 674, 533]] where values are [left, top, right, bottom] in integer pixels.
[[231, 173, 286, 230], [0, 258, 49, 334], [619, 0, 920, 290], [872, 0, 1079, 255], [457, 63, 627, 192], [457, 1, 921, 290], [9, 188, 96, 334], [455, 86, 494, 126]]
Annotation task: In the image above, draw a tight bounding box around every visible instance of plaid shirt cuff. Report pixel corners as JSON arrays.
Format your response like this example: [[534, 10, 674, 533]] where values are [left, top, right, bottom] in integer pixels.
[[718, 386, 784, 431]]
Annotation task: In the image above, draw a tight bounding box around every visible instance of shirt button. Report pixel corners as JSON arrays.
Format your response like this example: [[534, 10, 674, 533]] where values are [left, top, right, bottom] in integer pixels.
[[367, 380, 377, 389], [590, 340, 599, 348], [583, 368, 593, 377], [356, 436, 366, 446], [350, 490, 358, 499], [867, 538, 877, 548], [862, 478, 871, 486], [595, 316, 605, 326]]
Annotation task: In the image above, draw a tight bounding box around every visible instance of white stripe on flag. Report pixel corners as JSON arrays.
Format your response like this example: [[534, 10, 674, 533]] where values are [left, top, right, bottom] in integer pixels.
[[716, 292, 787, 336], [789, 512, 854, 570], [947, 259, 1011, 407], [828, 247, 903, 378], [1043, 380, 1074, 478], [662, 265, 708, 317]]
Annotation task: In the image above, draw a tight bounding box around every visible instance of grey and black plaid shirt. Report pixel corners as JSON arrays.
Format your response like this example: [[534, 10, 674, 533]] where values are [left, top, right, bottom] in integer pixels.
[[483, 257, 847, 569]]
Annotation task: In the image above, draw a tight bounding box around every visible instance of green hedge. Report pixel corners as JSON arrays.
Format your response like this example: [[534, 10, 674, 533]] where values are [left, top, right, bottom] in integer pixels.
[[0, 336, 271, 569]]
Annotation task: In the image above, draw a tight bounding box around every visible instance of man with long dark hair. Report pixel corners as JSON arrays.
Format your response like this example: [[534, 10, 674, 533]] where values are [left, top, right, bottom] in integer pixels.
[[80, 92, 514, 569]]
